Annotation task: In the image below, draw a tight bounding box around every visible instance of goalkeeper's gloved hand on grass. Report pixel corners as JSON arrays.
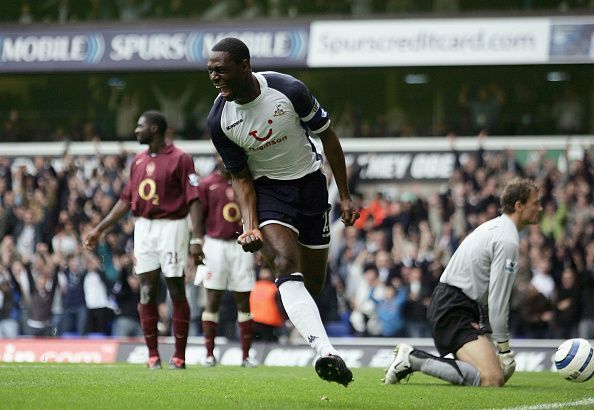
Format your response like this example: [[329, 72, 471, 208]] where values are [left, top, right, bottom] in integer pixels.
[[496, 341, 516, 383]]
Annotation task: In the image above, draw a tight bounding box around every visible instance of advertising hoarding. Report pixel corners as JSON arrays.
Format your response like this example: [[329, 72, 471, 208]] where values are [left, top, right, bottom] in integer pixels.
[[308, 18, 550, 67], [0, 23, 308, 72]]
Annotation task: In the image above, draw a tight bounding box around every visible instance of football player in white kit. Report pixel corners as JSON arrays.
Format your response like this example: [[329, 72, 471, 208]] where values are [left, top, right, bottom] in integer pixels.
[[206, 37, 359, 387]]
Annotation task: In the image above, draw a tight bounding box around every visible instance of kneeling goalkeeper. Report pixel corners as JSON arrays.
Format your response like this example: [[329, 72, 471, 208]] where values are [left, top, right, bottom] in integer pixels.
[[384, 178, 542, 387]]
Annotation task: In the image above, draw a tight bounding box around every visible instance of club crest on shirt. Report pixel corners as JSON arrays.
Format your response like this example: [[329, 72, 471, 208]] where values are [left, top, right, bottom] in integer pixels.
[[146, 162, 155, 177], [273, 103, 285, 117], [504, 258, 518, 274]]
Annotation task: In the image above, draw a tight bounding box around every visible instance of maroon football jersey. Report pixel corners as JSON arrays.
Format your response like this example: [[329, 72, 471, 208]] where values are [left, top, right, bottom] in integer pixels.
[[198, 171, 242, 240], [121, 144, 200, 219]]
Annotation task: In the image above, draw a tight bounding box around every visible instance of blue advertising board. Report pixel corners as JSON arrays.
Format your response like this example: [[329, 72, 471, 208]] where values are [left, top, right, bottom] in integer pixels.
[[0, 22, 309, 72]]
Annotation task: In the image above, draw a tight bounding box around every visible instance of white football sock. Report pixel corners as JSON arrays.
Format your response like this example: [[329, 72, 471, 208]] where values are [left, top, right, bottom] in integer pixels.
[[278, 274, 337, 358]]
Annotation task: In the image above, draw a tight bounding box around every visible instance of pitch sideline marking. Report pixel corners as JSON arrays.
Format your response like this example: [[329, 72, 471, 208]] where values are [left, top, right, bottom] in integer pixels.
[[494, 397, 594, 410]]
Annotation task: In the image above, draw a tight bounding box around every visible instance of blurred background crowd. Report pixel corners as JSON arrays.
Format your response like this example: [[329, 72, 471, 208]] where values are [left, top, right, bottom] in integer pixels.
[[1, 75, 588, 143], [0, 136, 592, 342]]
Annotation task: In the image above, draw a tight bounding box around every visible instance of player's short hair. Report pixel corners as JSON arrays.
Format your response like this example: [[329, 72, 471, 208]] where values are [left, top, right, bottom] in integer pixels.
[[141, 110, 167, 134], [500, 177, 538, 214], [211, 37, 250, 64]]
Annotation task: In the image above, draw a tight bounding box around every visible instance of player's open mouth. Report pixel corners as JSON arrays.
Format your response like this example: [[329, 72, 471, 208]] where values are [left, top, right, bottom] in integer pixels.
[[216, 84, 231, 96]]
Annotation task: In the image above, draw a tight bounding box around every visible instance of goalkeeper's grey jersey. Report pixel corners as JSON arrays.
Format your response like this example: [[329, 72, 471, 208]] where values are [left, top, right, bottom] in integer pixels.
[[440, 214, 520, 342]]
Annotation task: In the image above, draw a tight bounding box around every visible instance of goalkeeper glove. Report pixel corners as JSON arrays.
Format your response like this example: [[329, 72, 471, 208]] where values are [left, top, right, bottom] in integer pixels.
[[496, 341, 516, 383]]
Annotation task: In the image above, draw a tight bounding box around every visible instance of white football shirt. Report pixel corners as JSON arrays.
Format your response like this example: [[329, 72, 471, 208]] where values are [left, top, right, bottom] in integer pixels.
[[207, 71, 330, 180]]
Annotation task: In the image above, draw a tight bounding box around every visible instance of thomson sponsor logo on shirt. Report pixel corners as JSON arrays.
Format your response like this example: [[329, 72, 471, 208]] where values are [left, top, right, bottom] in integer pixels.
[[248, 135, 288, 151], [226, 118, 243, 130]]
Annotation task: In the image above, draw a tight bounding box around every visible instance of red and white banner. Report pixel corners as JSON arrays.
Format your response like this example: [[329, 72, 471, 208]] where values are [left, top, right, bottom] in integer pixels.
[[0, 337, 562, 371], [0, 339, 118, 363]]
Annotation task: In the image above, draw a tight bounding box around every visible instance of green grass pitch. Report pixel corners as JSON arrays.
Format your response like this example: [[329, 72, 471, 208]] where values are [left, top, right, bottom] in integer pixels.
[[0, 363, 592, 409]]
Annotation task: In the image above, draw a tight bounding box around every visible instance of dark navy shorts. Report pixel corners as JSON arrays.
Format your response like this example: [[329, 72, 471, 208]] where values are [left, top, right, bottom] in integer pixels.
[[427, 282, 488, 357], [253, 169, 331, 249]]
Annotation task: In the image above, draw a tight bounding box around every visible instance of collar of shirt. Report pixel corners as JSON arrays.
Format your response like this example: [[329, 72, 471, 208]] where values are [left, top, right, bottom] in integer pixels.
[[147, 143, 174, 157]]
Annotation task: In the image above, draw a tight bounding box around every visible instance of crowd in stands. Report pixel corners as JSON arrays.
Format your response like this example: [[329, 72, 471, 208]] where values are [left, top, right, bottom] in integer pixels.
[[2, 1, 591, 24], [331, 81, 588, 138], [1, 77, 589, 144], [0, 136, 592, 342], [326, 137, 593, 340]]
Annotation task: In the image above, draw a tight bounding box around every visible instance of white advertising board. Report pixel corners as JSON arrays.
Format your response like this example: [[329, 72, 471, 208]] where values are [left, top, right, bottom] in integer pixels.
[[308, 18, 550, 67]]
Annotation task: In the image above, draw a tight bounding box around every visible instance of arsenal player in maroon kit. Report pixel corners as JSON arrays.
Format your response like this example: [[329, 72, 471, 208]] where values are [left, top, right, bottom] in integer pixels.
[[84, 110, 204, 370], [194, 156, 256, 367]]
